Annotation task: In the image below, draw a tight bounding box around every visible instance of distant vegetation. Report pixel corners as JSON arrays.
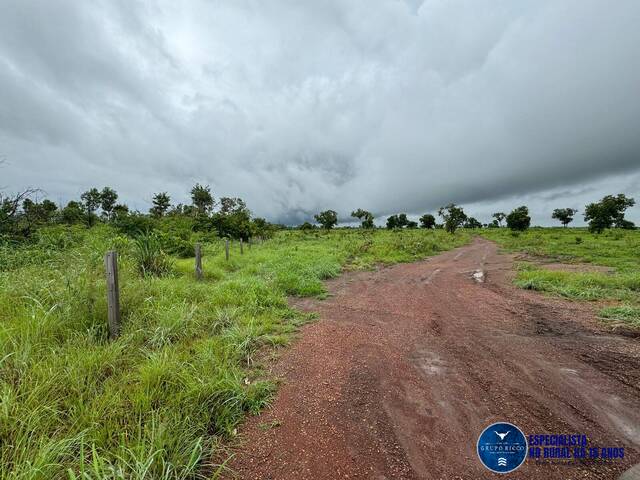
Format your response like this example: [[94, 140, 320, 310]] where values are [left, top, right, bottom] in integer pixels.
[[313, 210, 338, 230], [506, 206, 531, 231], [551, 208, 577, 227], [1, 184, 278, 257], [584, 194, 635, 233], [350, 208, 374, 229], [1, 177, 635, 245]]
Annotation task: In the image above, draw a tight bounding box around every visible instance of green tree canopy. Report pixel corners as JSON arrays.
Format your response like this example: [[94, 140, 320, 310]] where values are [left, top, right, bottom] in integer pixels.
[[351, 208, 374, 228], [419, 214, 436, 229], [190, 183, 214, 215], [386, 213, 409, 229], [584, 194, 635, 233], [299, 221, 315, 230], [150, 192, 171, 218], [80, 188, 101, 226], [464, 217, 482, 229], [551, 208, 577, 227], [314, 210, 338, 230], [438, 203, 467, 233], [506, 206, 531, 231], [492, 212, 506, 227], [100, 187, 118, 219]]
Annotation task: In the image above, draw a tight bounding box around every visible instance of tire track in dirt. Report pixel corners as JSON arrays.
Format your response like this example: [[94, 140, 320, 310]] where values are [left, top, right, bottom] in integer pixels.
[[224, 238, 640, 479]]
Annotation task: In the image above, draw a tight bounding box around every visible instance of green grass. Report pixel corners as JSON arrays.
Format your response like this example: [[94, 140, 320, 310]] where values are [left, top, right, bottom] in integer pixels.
[[481, 227, 640, 326], [599, 305, 640, 328], [0, 226, 469, 479]]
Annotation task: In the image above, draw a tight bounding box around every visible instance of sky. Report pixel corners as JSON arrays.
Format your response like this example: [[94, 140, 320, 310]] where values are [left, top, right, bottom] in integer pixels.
[[1, 0, 639, 226]]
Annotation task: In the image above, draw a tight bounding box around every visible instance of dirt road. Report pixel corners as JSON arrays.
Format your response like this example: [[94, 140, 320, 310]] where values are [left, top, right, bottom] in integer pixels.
[[226, 238, 640, 479]]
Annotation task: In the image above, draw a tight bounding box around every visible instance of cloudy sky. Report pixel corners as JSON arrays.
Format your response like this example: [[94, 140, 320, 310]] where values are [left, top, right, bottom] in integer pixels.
[[1, 0, 639, 226]]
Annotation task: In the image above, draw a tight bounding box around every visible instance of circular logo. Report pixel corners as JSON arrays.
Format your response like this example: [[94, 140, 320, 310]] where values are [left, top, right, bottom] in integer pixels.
[[477, 422, 528, 474]]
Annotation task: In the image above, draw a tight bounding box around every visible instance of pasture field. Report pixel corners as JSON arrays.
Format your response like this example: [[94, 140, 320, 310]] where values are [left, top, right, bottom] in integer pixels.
[[0, 226, 469, 479], [481, 227, 640, 327]]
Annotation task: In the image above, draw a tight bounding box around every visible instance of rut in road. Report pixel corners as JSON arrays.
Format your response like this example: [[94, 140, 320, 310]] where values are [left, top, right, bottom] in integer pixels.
[[224, 238, 640, 479]]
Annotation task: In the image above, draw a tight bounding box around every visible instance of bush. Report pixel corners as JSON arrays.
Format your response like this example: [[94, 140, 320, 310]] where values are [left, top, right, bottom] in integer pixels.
[[114, 213, 157, 237], [506, 206, 531, 231], [157, 233, 195, 258], [132, 232, 173, 277]]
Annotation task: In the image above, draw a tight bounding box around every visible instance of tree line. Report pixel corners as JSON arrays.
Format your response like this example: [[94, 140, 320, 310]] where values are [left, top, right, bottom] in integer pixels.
[[0, 183, 276, 244], [1, 183, 635, 244], [306, 194, 635, 234]]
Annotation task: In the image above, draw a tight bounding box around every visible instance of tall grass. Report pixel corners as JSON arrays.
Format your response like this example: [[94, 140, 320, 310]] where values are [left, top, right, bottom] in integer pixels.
[[0, 226, 470, 479], [132, 232, 173, 277]]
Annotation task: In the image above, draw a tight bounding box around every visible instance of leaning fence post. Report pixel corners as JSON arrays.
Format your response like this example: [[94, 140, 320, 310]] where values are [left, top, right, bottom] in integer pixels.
[[240, 238, 244, 254], [195, 243, 203, 280], [225, 238, 230, 261], [104, 251, 121, 339]]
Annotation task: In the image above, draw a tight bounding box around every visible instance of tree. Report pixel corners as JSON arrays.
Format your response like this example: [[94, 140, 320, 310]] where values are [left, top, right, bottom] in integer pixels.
[[59, 201, 84, 224], [351, 208, 374, 229], [419, 214, 436, 229], [464, 217, 482, 229], [0, 188, 39, 236], [299, 221, 315, 231], [41, 199, 58, 218], [112, 204, 129, 219], [219, 197, 247, 215], [190, 184, 214, 215], [22, 198, 57, 230], [251, 217, 276, 238], [100, 187, 118, 220], [492, 212, 506, 227], [438, 203, 467, 234], [150, 192, 171, 218], [584, 194, 635, 233], [314, 210, 338, 230], [551, 208, 577, 227], [506, 206, 531, 231], [386, 213, 409, 229], [212, 197, 252, 239], [406, 220, 418, 228], [80, 188, 101, 225]]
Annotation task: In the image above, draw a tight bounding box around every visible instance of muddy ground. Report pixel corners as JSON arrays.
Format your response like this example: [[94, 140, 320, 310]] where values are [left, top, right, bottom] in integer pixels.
[[224, 238, 640, 479]]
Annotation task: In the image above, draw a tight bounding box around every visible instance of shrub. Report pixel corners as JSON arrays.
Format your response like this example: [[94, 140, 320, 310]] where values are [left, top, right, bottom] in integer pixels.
[[506, 206, 531, 231], [132, 232, 173, 277]]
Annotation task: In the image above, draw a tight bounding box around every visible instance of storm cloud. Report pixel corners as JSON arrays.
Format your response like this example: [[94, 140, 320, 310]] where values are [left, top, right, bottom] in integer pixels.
[[1, 0, 639, 225]]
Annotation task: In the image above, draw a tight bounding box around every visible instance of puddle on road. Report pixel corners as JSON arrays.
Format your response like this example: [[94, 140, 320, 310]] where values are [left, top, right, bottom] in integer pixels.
[[411, 349, 448, 376]]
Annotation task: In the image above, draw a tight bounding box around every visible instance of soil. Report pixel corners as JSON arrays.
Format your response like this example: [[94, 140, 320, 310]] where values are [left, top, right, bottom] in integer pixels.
[[223, 238, 640, 479], [514, 253, 616, 274]]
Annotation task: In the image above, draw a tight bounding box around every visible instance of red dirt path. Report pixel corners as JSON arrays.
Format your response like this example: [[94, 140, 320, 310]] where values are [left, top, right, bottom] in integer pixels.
[[224, 238, 640, 479]]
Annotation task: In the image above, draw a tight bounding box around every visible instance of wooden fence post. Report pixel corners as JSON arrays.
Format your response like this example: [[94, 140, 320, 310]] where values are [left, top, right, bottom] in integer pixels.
[[104, 251, 121, 339], [195, 243, 203, 280], [225, 238, 230, 261], [240, 238, 244, 254], [248, 237, 252, 250]]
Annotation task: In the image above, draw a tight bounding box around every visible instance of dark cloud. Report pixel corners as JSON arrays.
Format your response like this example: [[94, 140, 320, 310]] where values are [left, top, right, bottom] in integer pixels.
[[1, 0, 639, 225]]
